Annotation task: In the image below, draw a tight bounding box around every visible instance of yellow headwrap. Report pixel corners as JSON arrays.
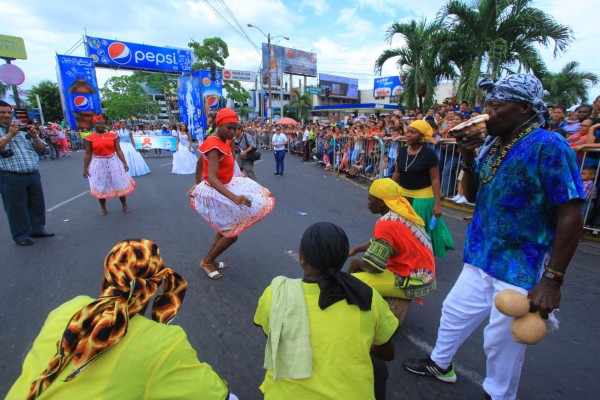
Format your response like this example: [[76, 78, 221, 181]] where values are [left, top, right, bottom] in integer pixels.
[[369, 178, 425, 226], [409, 120, 433, 139]]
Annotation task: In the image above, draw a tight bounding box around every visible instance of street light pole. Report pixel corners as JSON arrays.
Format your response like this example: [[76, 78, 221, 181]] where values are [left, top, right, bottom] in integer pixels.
[[267, 32, 271, 124]]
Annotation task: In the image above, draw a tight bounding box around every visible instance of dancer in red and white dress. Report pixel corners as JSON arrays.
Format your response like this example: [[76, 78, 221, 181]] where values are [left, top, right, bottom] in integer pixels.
[[189, 108, 275, 279], [83, 115, 136, 215]]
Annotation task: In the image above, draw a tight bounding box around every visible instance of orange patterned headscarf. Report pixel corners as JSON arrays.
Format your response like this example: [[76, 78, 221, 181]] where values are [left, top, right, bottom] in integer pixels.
[[27, 239, 187, 399]]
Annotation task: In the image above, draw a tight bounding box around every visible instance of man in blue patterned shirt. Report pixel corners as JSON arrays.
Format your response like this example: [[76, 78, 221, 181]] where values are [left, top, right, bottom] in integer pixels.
[[403, 75, 585, 400], [0, 100, 54, 246]]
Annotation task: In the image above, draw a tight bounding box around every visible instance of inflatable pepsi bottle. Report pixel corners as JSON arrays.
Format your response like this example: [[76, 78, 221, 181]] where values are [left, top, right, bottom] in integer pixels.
[[68, 74, 98, 130]]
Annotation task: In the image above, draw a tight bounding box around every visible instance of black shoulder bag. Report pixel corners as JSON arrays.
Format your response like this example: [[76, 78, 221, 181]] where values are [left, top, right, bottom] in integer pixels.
[[243, 132, 261, 161]]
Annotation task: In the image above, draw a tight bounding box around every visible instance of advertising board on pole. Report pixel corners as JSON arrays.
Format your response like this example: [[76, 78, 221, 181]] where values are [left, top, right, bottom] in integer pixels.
[[0, 35, 27, 60], [85, 36, 192, 74], [373, 76, 403, 97], [222, 69, 257, 82], [55, 55, 102, 131], [319, 73, 359, 99], [261, 43, 316, 87]]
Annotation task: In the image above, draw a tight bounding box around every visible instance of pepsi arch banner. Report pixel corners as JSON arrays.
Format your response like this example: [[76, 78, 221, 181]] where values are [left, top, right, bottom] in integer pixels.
[[373, 76, 403, 97], [178, 70, 223, 132], [56, 54, 102, 131], [85, 36, 192, 74]]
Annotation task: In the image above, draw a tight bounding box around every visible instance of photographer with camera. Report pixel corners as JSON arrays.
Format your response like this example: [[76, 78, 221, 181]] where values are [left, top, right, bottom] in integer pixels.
[[0, 100, 54, 246]]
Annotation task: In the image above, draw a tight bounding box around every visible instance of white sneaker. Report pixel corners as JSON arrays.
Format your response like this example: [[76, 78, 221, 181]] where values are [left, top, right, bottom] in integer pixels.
[[449, 194, 462, 201], [455, 195, 469, 204]]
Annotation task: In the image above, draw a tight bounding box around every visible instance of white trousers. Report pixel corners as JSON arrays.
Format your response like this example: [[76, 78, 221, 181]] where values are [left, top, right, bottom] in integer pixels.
[[431, 264, 527, 400]]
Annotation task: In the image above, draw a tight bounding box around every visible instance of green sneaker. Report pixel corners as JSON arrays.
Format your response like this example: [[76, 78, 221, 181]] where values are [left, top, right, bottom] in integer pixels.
[[404, 356, 457, 383]]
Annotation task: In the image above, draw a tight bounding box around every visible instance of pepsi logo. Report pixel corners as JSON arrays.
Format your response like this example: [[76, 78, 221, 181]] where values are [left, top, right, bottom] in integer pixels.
[[108, 42, 132, 65], [73, 96, 90, 110], [205, 95, 220, 110]]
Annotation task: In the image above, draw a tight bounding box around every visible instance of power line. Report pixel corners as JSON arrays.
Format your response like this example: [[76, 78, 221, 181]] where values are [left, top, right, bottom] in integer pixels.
[[200, 0, 260, 52], [217, 0, 260, 52]]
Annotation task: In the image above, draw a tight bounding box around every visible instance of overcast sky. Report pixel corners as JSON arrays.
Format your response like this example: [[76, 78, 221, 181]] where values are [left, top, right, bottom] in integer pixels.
[[3, 0, 598, 102]]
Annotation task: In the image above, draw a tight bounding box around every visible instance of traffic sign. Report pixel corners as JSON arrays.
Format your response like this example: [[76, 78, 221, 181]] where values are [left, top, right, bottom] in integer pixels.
[[305, 86, 322, 95]]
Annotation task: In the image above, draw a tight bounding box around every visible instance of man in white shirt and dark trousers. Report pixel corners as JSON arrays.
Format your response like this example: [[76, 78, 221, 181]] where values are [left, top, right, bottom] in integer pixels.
[[271, 126, 288, 176]]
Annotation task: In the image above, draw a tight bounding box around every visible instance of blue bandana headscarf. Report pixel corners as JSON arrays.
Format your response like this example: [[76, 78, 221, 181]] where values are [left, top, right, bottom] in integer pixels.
[[477, 74, 547, 125]]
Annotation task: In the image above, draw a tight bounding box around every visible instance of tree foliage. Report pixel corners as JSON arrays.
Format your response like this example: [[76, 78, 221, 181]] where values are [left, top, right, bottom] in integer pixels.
[[541, 62, 598, 107], [132, 71, 178, 121], [188, 37, 251, 104], [374, 19, 455, 110], [100, 75, 160, 123], [0, 81, 9, 100], [437, 0, 573, 105], [289, 89, 312, 124], [27, 80, 63, 122]]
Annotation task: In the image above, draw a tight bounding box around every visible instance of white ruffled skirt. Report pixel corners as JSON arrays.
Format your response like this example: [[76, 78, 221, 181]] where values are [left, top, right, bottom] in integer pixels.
[[120, 141, 150, 176], [88, 154, 136, 199], [191, 177, 275, 238], [172, 144, 198, 175]]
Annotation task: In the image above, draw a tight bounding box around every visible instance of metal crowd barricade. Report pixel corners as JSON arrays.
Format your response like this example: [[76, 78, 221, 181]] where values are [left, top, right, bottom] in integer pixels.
[[579, 148, 600, 232]]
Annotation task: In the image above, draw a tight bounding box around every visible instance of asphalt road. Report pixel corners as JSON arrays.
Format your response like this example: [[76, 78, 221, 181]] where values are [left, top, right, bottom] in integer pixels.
[[1, 148, 599, 399]]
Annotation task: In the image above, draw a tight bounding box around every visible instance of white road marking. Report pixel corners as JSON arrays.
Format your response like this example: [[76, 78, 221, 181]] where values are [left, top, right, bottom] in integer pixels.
[[160, 162, 173, 167], [285, 250, 299, 262], [46, 191, 88, 212], [403, 332, 484, 385]]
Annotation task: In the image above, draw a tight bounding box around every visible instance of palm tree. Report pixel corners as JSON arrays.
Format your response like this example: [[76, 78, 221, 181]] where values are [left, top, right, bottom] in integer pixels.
[[438, 0, 573, 105], [541, 62, 598, 107], [374, 19, 454, 110], [289, 90, 312, 124], [0, 81, 8, 100], [281, 103, 297, 120]]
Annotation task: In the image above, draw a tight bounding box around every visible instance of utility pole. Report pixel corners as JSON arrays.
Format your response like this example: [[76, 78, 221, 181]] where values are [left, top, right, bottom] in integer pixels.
[[267, 33, 271, 124]]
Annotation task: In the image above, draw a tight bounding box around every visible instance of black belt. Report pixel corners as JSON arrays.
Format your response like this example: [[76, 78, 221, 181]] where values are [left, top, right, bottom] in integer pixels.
[[0, 170, 38, 175]]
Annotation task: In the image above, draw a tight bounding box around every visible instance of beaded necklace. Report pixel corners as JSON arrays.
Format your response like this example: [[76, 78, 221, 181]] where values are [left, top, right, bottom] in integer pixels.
[[479, 124, 538, 185], [404, 145, 422, 171]]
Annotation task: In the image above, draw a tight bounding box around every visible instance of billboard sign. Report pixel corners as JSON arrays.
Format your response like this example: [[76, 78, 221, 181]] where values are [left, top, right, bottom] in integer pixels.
[[85, 36, 192, 74], [319, 73, 359, 99], [222, 69, 256, 82], [0, 34, 27, 60], [373, 76, 403, 97], [261, 43, 316, 87], [56, 55, 102, 131], [178, 70, 223, 133]]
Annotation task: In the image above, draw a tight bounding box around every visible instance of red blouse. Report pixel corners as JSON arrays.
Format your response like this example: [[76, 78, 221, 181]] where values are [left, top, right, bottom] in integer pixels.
[[199, 136, 234, 184], [85, 132, 118, 156]]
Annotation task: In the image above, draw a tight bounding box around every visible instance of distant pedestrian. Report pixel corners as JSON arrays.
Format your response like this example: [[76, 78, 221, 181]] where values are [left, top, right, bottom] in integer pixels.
[[272, 125, 287, 176]]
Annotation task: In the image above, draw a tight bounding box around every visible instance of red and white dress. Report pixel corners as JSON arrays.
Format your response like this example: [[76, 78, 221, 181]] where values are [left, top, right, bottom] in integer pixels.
[[191, 136, 274, 237], [86, 132, 136, 199]]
